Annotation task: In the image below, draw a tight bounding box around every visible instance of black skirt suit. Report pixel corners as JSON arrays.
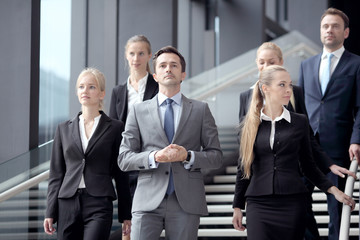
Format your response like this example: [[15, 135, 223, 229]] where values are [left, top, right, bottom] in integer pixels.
[[233, 112, 333, 240]]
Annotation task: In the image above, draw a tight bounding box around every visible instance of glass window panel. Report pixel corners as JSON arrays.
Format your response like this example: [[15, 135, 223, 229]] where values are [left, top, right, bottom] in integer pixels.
[[39, 0, 71, 145]]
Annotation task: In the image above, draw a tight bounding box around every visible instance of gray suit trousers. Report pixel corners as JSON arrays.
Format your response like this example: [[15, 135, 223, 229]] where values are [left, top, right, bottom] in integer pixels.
[[131, 193, 200, 240]]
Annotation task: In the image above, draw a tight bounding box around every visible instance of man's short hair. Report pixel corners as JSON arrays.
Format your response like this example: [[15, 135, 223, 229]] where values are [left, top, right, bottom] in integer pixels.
[[153, 46, 186, 73], [321, 7, 349, 29]]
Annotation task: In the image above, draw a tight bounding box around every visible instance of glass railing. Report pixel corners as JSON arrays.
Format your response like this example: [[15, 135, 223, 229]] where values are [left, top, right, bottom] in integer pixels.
[[182, 30, 322, 128], [0, 141, 53, 193]]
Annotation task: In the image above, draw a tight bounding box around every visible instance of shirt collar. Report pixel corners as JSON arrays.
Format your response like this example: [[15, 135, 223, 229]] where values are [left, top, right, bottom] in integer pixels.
[[127, 73, 148, 89], [321, 46, 345, 60], [79, 113, 102, 122], [158, 91, 182, 106], [260, 106, 291, 123]]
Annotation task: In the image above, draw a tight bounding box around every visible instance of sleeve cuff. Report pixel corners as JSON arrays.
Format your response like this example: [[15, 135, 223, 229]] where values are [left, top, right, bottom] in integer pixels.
[[149, 151, 159, 169], [183, 151, 194, 169]]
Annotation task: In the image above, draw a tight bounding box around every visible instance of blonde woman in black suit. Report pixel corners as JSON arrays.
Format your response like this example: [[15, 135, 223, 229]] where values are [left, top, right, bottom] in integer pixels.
[[44, 68, 131, 240], [232, 65, 355, 240]]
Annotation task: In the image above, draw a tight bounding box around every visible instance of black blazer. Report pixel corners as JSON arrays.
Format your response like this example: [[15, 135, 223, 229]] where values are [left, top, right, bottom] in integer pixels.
[[45, 112, 131, 223], [299, 50, 360, 162], [238, 85, 333, 173], [109, 73, 159, 124], [233, 112, 333, 209]]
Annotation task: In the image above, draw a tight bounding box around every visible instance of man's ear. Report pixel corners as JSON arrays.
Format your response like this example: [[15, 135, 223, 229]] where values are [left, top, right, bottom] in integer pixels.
[[153, 73, 159, 82]]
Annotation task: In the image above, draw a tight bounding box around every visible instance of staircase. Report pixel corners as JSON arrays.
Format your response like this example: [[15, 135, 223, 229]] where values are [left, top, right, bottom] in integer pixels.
[[0, 128, 359, 239]]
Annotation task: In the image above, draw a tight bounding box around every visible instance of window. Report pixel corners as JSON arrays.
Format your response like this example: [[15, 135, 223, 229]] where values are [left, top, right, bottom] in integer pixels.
[[39, 0, 71, 144]]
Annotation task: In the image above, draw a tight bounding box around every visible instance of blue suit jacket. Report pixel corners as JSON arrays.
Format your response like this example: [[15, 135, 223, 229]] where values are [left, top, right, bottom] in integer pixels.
[[299, 50, 360, 162]]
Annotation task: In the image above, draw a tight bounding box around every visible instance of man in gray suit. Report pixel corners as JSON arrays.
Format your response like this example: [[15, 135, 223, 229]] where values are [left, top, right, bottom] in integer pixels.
[[118, 46, 223, 240]]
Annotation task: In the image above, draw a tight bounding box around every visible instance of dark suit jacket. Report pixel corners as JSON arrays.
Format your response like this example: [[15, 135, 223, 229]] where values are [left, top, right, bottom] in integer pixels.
[[109, 74, 159, 124], [238, 85, 332, 173], [299, 50, 360, 164], [45, 112, 131, 223], [233, 112, 333, 209]]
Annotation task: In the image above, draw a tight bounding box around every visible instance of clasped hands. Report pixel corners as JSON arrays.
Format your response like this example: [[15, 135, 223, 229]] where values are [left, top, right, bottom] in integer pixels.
[[155, 144, 187, 163]]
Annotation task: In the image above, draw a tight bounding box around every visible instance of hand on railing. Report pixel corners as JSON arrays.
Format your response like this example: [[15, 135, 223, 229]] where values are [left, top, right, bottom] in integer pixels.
[[349, 144, 360, 165], [339, 157, 358, 240], [329, 164, 357, 179], [327, 186, 356, 211]]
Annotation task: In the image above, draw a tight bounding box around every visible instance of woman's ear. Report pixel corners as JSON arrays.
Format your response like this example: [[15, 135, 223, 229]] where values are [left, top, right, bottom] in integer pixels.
[[261, 84, 267, 94]]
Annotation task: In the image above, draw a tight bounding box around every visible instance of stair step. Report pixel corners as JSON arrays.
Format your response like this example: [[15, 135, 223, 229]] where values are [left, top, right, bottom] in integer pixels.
[[205, 192, 340, 203], [1, 228, 358, 239], [199, 215, 359, 225], [205, 182, 360, 193], [206, 203, 339, 213]]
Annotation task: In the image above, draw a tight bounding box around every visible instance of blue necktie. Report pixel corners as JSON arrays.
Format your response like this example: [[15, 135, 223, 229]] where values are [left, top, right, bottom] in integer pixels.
[[321, 53, 334, 95], [164, 99, 175, 195], [164, 99, 174, 143]]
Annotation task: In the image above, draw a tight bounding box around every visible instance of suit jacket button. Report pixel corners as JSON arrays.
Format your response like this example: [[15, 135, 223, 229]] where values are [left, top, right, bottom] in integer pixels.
[[274, 167, 277, 170], [165, 171, 169, 175]]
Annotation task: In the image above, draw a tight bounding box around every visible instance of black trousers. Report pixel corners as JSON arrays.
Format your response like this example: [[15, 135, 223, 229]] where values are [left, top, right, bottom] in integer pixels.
[[57, 188, 113, 240]]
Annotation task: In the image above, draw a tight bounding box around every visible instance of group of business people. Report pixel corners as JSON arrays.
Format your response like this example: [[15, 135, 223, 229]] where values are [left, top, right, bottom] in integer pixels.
[[43, 6, 359, 240], [43, 35, 223, 240]]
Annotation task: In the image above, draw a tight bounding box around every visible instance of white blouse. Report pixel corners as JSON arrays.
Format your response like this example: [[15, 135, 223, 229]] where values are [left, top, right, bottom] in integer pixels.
[[260, 106, 291, 149], [77, 114, 101, 188]]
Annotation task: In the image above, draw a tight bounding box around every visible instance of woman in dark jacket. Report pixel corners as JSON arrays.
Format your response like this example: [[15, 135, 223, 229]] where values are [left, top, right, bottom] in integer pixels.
[[232, 65, 355, 240], [44, 68, 131, 239], [109, 35, 158, 240]]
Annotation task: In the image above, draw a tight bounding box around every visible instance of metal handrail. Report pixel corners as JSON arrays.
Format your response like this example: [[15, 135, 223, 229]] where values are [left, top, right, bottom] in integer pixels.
[[339, 158, 358, 240], [0, 170, 49, 203]]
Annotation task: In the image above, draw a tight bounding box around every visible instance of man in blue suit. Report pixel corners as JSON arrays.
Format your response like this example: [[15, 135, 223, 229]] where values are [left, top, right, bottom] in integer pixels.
[[299, 8, 360, 240]]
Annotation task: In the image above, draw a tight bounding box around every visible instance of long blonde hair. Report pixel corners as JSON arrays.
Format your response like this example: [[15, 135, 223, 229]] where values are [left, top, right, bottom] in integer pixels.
[[240, 65, 288, 178]]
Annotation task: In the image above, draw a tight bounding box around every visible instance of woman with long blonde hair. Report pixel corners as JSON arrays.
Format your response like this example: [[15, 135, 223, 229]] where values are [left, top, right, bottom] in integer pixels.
[[232, 65, 355, 240]]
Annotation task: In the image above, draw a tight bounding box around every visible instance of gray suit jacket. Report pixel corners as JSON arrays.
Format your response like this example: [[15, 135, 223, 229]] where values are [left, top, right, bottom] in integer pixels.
[[118, 94, 223, 216]]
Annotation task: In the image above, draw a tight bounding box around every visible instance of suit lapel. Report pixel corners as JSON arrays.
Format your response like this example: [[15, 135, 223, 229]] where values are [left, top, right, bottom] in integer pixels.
[[85, 112, 111, 155], [117, 85, 128, 123], [143, 74, 158, 101], [313, 54, 323, 97], [173, 95, 192, 142], [324, 50, 349, 96], [147, 97, 170, 144], [70, 114, 84, 154]]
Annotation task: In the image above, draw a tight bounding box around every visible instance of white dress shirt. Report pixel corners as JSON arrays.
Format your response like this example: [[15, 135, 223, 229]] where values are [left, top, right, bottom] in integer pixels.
[[319, 46, 345, 83], [78, 114, 101, 188], [127, 73, 148, 115]]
